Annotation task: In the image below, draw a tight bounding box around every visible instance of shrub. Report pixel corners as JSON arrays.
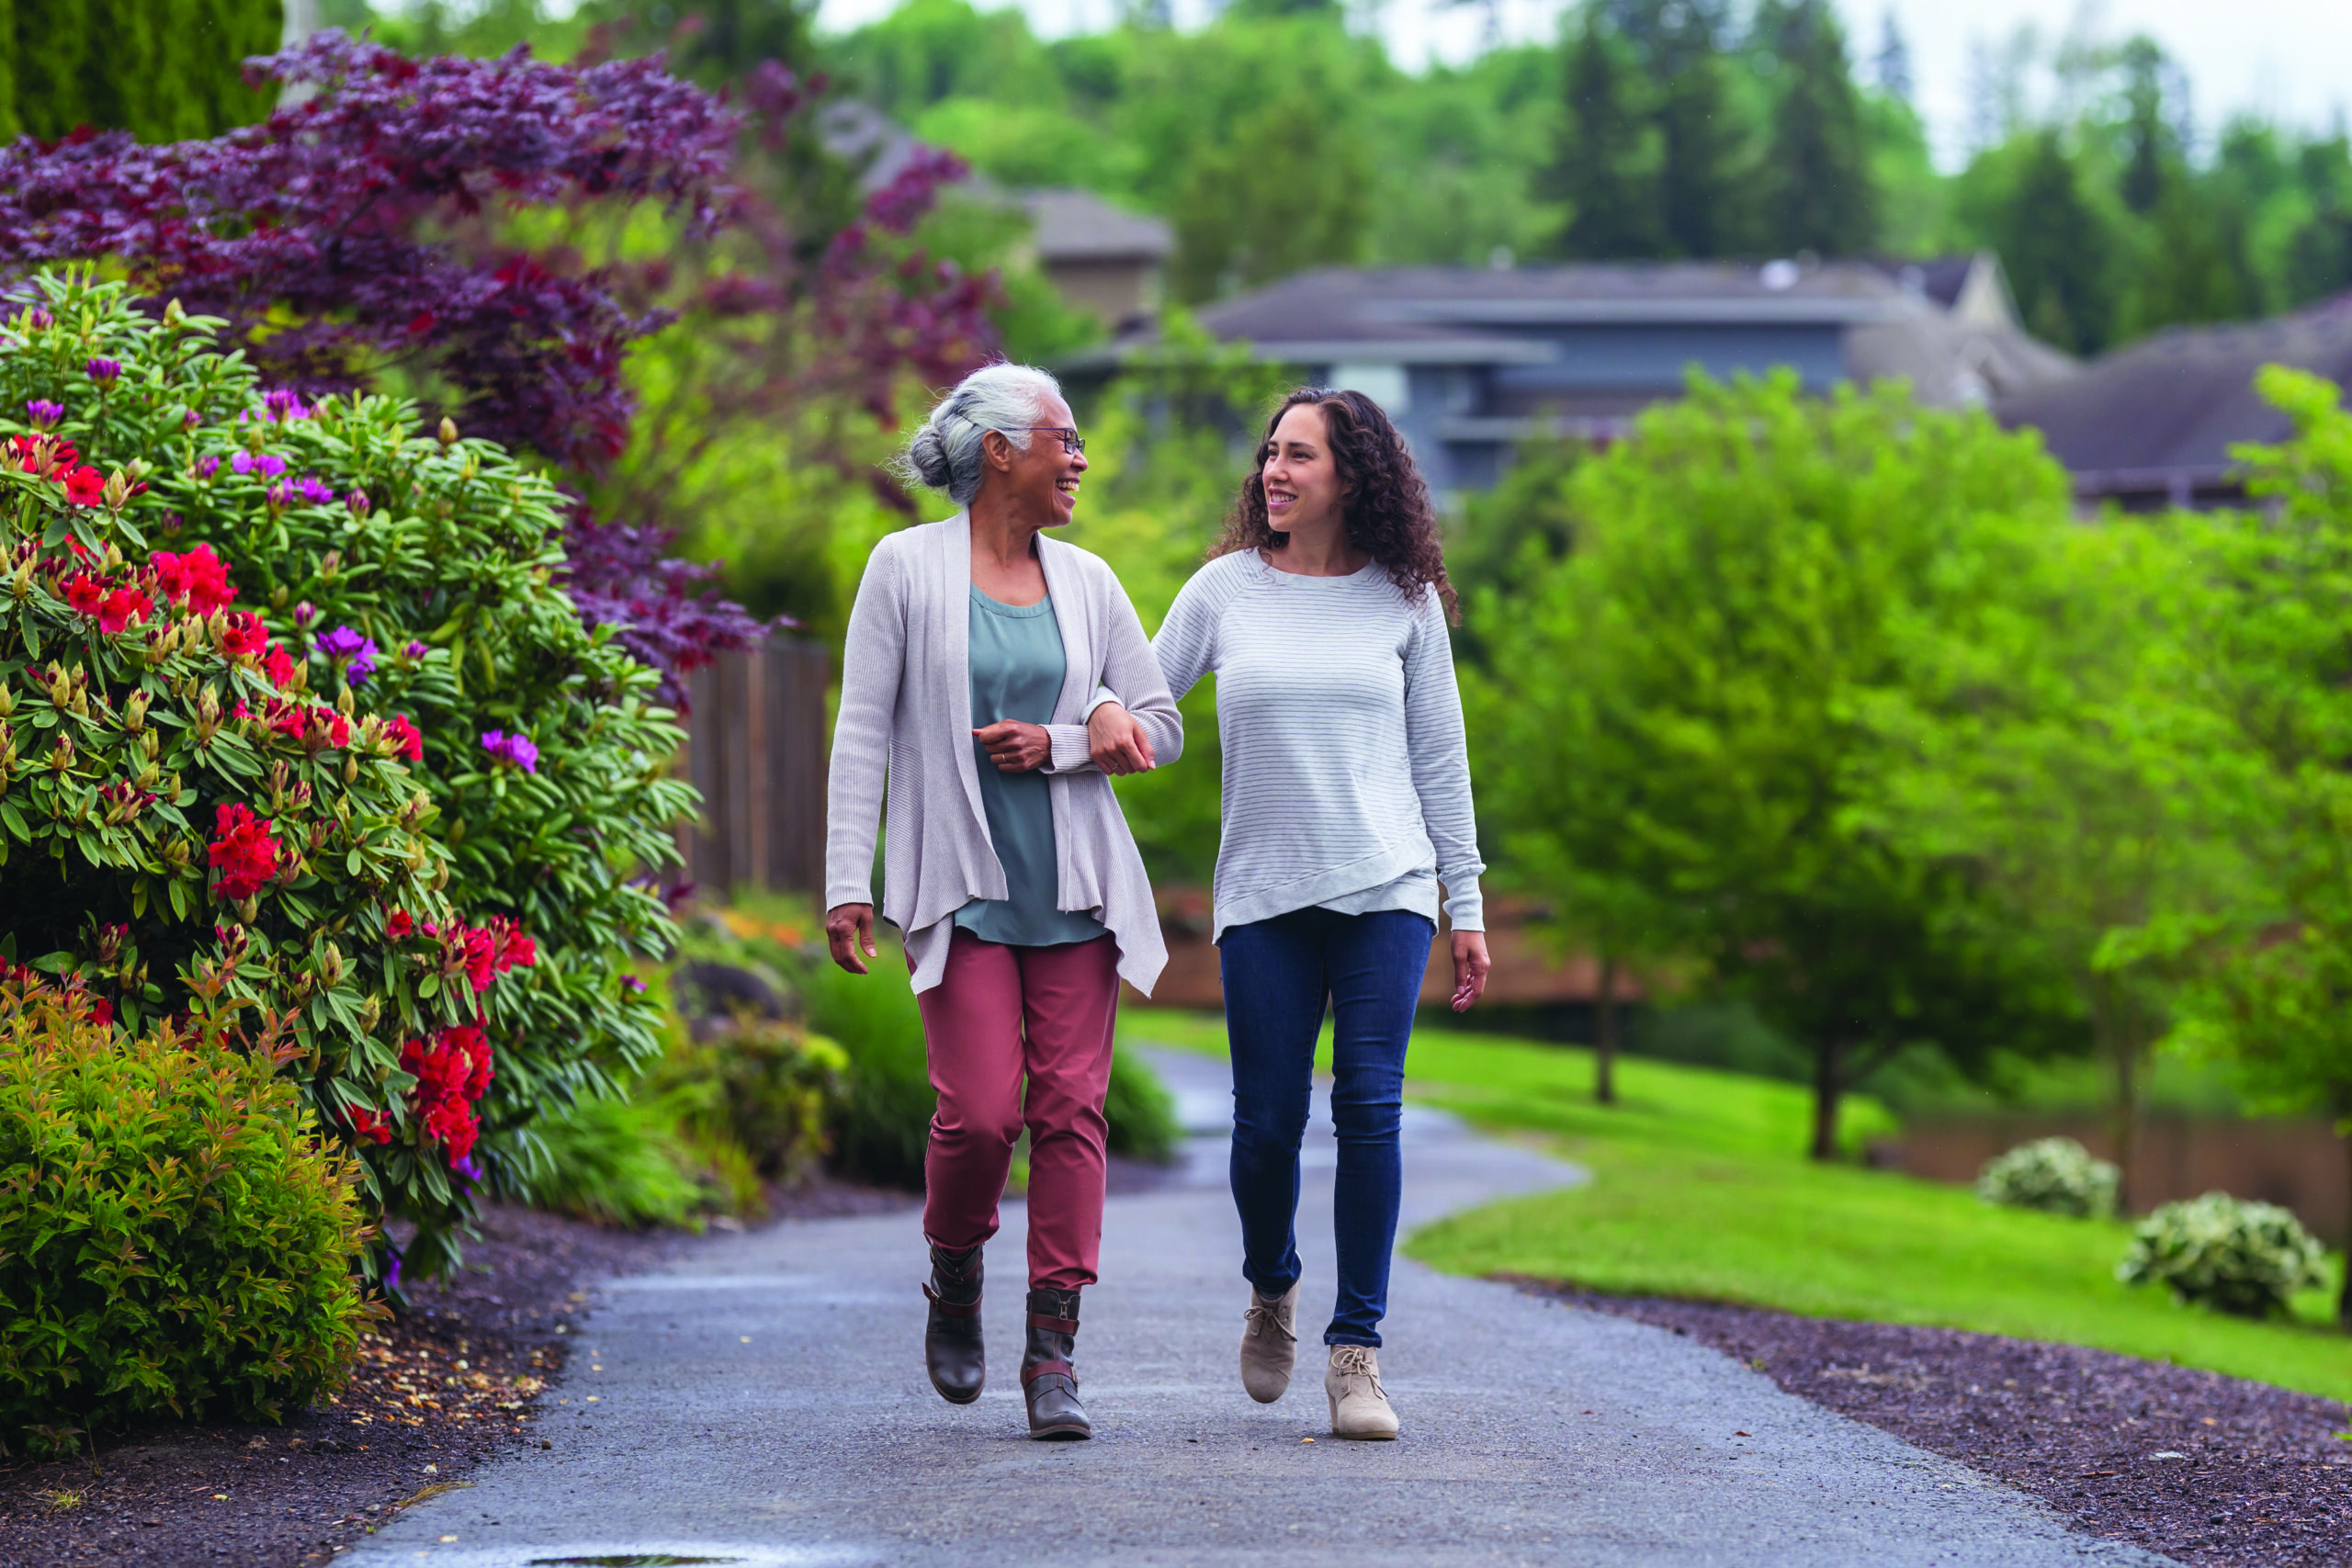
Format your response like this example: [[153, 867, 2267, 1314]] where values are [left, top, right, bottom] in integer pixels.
[[1104, 1046, 1180, 1164], [0, 973, 373, 1456], [794, 942, 936, 1190], [1976, 1136, 2120, 1219], [500, 1089, 707, 1231], [2117, 1191, 2331, 1318], [791, 932, 1180, 1183], [0, 271, 690, 1276]]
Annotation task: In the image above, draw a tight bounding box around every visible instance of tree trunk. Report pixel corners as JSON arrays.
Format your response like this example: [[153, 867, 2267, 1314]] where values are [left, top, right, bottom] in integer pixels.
[[1594, 953, 1619, 1107], [2110, 1033, 2141, 1216], [2340, 1124, 2352, 1330], [1809, 1038, 1843, 1161]]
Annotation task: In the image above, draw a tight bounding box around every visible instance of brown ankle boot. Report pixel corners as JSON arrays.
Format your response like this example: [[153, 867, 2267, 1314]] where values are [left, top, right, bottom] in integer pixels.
[[922, 1242, 985, 1404], [1021, 1287, 1091, 1440]]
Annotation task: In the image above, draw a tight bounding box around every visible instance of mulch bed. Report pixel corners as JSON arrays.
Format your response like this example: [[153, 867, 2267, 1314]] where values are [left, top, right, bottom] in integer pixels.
[[1524, 1284, 2352, 1568], [0, 1179, 914, 1568]]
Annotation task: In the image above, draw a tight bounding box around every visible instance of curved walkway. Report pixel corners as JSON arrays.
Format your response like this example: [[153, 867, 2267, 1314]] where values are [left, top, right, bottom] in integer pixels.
[[347, 1047, 2169, 1567]]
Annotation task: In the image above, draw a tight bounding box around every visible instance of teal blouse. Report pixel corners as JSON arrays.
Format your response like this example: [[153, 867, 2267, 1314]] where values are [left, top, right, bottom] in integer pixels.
[[955, 587, 1108, 948]]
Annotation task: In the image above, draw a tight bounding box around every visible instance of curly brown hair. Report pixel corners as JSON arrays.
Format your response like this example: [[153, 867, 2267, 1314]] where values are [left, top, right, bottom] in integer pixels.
[[1213, 387, 1460, 623]]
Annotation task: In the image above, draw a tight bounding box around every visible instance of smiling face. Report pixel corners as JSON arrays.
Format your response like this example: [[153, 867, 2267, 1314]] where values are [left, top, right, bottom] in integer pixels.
[[984, 392, 1087, 528], [1261, 401, 1345, 535]]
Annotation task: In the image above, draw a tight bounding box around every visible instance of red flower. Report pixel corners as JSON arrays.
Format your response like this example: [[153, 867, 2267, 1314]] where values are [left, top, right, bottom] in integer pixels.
[[484, 916, 537, 976], [89, 998, 114, 1029], [207, 802, 281, 899], [346, 1107, 393, 1145], [328, 712, 350, 749], [399, 1021, 493, 1167], [386, 908, 413, 940], [220, 612, 266, 659], [62, 465, 105, 506], [458, 925, 499, 992], [98, 586, 152, 634], [151, 543, 235, 615], [382, 713, 424, 762], [263, 643, 295, 688], [62, 571, 106, 615]]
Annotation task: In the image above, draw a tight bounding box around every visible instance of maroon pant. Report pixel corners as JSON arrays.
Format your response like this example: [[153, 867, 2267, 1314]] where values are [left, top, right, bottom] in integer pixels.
[[915, 929, 1121, 1292]]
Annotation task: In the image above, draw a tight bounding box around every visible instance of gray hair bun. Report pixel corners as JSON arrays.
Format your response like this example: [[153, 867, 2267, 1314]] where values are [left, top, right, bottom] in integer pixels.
[[896, 362, 1064, 508]]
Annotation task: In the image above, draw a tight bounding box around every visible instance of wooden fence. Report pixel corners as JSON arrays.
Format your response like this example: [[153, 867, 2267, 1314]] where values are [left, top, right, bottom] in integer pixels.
[[675, 640, 831, 897]]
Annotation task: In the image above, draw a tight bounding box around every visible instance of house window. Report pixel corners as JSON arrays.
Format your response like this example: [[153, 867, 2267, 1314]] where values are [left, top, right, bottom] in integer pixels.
[[1329, 362, 1409, 414]]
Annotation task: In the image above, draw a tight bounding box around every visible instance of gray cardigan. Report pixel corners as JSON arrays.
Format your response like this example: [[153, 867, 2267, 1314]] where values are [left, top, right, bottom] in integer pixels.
[[823, 513, 1183, 995]]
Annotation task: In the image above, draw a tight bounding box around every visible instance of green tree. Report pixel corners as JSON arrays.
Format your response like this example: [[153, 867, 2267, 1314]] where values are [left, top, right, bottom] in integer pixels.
[[1963, 129, 2119, 353], [1471, 374, 2081, 1158], [12, 0, 279, 141], [1546, 6, 1660, 259], [1648, 0, 1747, 258], [2169, 367, 2352, 1325], [1754, 0, 1877, 256], [1168, 85, 1369, 301], [1852, 514, 2242, 1206]]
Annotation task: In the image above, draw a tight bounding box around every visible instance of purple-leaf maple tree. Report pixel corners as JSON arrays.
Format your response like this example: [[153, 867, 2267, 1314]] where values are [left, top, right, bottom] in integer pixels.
[[0, 31, 1001, 698]]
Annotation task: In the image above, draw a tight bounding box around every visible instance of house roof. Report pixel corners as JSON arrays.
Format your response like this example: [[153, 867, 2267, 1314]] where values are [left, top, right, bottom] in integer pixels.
[[1994, 295, 2352, 492], [1020, 189, 1172, 263]]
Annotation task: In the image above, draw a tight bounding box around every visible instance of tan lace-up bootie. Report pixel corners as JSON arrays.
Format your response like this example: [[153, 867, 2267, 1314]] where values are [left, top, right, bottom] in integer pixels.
[[1239, 1279, 1300, 1403], [1324, 1344, 1399, 1440]]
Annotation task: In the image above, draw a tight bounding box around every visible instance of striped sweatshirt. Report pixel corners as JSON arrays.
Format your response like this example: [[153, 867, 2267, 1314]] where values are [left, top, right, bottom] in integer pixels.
[[1152, 550, 1485, 942]]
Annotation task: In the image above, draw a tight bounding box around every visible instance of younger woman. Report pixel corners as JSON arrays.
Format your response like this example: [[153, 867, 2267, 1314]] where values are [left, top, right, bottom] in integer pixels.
[[1153, 388, 1490, 1440]]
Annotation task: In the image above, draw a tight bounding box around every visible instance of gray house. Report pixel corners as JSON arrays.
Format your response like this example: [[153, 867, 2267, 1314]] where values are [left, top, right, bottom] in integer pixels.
[[1994, 293, 2352, 510], [1073, 254, 2073, 494]]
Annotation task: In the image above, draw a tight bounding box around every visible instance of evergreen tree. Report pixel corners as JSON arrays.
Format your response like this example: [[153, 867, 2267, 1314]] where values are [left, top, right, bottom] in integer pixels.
[[1545, 6, 1661, 259], [1169, 85, 1369, 301], [2117, 36, 2172, 217], [11, 0, 278, 142], [1649, 0, 1748, 259], [2284, 136, 2352, 308], [1992, 130, 2117, 354], [1755, 0, 1876, 257], [1872, 8, 1911, 103]]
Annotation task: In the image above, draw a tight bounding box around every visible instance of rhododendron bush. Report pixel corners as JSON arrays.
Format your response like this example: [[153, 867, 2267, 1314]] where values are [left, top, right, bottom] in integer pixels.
[[0, 274, 689, 1277]]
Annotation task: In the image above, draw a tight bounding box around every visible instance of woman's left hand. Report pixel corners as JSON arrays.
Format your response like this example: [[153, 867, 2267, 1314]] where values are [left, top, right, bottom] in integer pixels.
[[975, 720, 1052, 773], [1451, 930, 1491, 1012]]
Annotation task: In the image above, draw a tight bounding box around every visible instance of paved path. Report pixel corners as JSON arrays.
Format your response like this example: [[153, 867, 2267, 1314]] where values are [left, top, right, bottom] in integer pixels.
[[349, 1047, 2168, 1568]]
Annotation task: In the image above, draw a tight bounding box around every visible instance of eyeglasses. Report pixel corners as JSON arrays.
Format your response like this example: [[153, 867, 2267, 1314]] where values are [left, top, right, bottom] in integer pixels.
[[1023, 426, 1086, 457]]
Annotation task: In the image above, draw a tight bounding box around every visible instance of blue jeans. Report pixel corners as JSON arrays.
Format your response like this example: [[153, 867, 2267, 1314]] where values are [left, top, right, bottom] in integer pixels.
[[1220, 907, 1435, 1348]]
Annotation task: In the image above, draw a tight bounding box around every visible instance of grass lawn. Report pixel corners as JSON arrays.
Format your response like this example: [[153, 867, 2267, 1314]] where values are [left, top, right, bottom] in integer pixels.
[[1118, 1006, 2352, 1404]]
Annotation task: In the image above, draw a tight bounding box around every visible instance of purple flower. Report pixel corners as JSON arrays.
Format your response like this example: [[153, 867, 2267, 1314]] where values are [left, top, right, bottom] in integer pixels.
[[181, 408, 201, 431], [481, 729, 540, 773], [292, 601, 316, 628], [266, 479, 290, 509], [320, 625, 379, 683], [231, 451, 287, 479], [192, 455, 220, 480], [347, 488, 371, 517], [403, 639, 427, 659], [24, 399, 62, 428], [294, 474, 335, 506], [85, 357, 120, 383], [452, 1154, 482, 1185], [260, 388, 310, 423], [621, 975, 648, 995], [26, 308, 51, 331]]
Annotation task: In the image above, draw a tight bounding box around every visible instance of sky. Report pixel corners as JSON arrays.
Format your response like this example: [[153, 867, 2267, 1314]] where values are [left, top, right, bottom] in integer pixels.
[[807, 0, 2352, 169]]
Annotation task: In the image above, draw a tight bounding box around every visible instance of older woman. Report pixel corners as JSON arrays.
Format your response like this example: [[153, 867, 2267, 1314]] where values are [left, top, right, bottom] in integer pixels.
[[823, 363, 1178, 1442]]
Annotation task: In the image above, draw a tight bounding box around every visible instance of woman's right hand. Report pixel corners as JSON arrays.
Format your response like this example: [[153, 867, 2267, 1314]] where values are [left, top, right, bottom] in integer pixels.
[[1087, 701, 1156, 774], [825, 903, 876, 975]]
